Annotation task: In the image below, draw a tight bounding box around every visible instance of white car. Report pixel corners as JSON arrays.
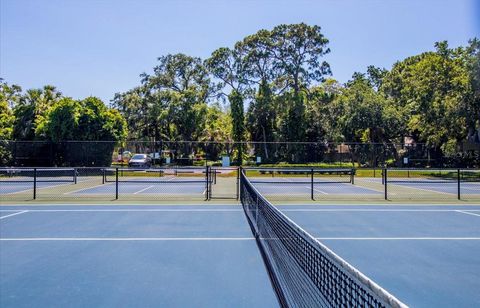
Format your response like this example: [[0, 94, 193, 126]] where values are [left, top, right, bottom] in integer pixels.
[[128, 154, 152, 168]]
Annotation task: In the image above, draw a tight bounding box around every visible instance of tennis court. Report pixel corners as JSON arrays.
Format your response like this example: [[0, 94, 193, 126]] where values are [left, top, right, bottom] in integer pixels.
[[1, 168, 480, 307], [0, 205, 278, 307], [277, 205, 480, 307], [1, 203, 479, 307]]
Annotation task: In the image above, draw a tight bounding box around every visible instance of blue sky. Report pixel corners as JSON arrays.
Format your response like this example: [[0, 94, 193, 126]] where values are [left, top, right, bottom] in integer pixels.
[[1, 0, 479, 104]]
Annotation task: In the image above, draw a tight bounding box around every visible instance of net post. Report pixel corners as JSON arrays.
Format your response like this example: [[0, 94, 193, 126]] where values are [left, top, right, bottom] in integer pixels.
[[384, 168, 388, 200], [457, 169, 461, 200], [255, 192, 259, 235], [239, 167, 243, 200], [115, 167, 119, 200], [311, 168, 314, 201], [33, 168, 37, 200], [205, 165, 209, 201], [236, 167, 239, 200]]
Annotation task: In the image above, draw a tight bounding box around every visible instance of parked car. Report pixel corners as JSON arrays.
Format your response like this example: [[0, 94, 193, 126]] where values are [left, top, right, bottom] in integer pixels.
[[128, 154, 152, 168]]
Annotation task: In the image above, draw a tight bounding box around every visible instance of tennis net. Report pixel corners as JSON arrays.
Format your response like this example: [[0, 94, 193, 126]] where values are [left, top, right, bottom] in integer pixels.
[[240, 169, 406, 308], [0, 168, 76, 183], [103, 167, 210, 184], [244, 168, 354, 184], [384, 168, 480, 184]]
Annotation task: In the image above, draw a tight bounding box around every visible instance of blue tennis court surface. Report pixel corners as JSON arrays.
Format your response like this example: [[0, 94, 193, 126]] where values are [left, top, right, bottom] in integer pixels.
[[277, 204, 480, 307], [253, 182, 382, 195], [0, 205, 277, 307], [71, 182, 206, 195], [364, 178, 480, 195], [1, 204, 479, 307], [0, 182, 71, 194], [390, 182, 480, 195]]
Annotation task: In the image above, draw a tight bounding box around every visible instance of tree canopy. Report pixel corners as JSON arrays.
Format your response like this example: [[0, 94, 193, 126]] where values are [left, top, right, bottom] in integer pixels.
[[1, 24, 479, 167]]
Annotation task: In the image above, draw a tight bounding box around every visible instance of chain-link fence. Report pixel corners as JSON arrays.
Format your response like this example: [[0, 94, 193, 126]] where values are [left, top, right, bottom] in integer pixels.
[[1, 140, 479, 168]]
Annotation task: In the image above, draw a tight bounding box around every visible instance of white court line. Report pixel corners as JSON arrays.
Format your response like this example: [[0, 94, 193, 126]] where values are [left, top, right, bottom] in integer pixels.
[[279, 177, 329, 195], [456, 210, 480, 217], [0, 210, 28, 220], [0, 237, 255, 241], [65, 183, 114, 194], [281, 209, 480, 212], [133, 185, 154, 194], [308, 186, 329, 195], [315, 237, 480, 240], [0, 209, 243, 212], [3, 181, 77, 195], [391, 183, 455, 195]]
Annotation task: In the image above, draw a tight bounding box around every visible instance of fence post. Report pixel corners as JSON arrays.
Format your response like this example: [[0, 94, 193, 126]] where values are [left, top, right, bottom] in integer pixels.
[[351, 168, 355, 185], [457, 169, 461, 200], [74, 168, 77, 184], [115, 167, 119, 200], [102, 168, 105, 184], [33, 168, 37, 200], [384, 168, 388, 200]]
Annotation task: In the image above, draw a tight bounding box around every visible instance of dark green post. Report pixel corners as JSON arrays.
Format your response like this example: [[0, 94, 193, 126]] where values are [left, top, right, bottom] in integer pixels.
[[311, 168, 314, 201], [205, 166, 209, 201], [384, 168, 388, 200], [457, 169, 461, 200], [33, 168, 37, 200], [236, 167, 240, 200], [115, 167, 119, 200]]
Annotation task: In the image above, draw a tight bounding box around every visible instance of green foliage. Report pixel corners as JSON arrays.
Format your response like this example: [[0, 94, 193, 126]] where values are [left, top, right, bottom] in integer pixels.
[[382, 41, 471, 156], [44, 96, 127, 166], [115, 54, 214, 145], [1, 24, 478, 167], [247, 81, 276, 161], [0, 81, 18, 140], [229, 90, 245, 164], [12, 85, 62, 140]]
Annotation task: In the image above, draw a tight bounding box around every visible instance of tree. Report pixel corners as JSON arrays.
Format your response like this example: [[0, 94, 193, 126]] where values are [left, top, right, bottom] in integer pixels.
[[205, 47, 247, 164], [0, 80, 19, 140], [240, 30, 279, 161], [460, 38, 480, 144], [12, 85, 62, 140], [44, 96, 127, 166], [269, 23, 331, 157], [0, 80, 19, 164], [201, 103, 233, 160], [381, 41, 471, 164], [303, 79, 341, 162]]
